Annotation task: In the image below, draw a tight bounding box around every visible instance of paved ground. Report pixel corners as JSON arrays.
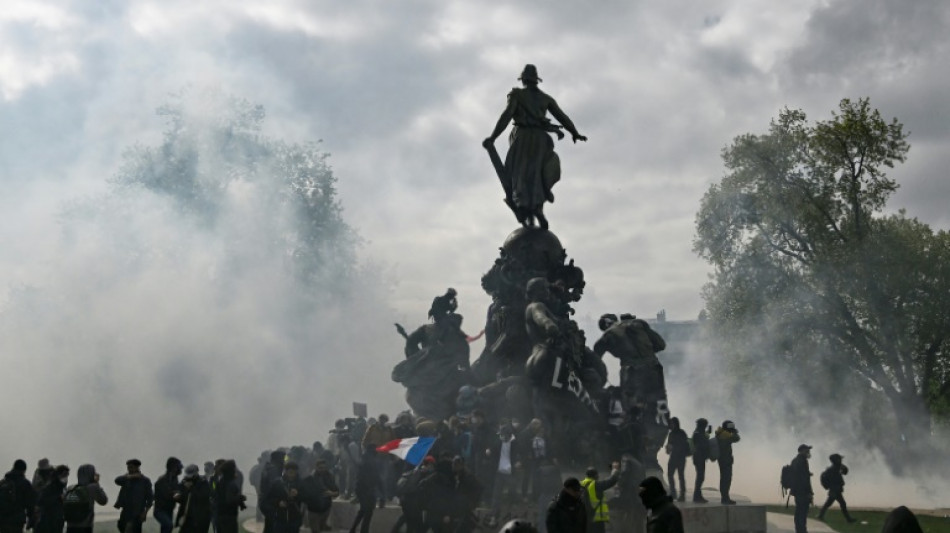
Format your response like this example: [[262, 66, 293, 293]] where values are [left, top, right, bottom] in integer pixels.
[[766, 513, 838, 533]]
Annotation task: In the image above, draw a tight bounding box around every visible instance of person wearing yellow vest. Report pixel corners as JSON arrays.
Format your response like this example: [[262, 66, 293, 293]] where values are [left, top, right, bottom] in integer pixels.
[[580, 462, 620, 533]]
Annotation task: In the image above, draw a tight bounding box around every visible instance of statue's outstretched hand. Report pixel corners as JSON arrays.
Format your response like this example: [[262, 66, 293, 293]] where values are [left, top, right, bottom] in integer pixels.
[[482, 138, 494, 149], [572, 133, 588, 143]]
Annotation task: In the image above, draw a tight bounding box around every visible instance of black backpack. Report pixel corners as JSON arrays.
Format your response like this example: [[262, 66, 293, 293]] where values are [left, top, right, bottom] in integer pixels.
[[819, 468, 832, 490], [63, 485, 92, 523], [0, 479, 18, 518], [780, 464, 793, 498]]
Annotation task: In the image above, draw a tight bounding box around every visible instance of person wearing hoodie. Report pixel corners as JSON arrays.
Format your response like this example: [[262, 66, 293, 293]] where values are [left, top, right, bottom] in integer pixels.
[[65, 464, 109, 533], [114, 459, 153, 533], [637, 477, 683, 533], [690, 419, 711, 503], [213, 461, 245, 533], [348, 448, 383, 533], [35, 465, 70, 533], [545, 478, 586, 533], [714, 421, 740, 505], [817, 454, 855, 523], [153, 458, 182, 533], [1, 460, 37, 533], [175, 465, 212, 533], [663, 418, 689, 502]]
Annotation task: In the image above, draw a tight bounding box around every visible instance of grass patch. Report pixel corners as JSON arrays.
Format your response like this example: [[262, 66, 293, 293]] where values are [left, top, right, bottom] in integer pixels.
[[766, 505, 950, 533]]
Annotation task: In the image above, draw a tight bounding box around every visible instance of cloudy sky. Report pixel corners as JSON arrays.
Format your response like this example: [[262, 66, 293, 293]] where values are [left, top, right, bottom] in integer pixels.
[[2, 0, 949, 494], [3, 0, 949, 322]]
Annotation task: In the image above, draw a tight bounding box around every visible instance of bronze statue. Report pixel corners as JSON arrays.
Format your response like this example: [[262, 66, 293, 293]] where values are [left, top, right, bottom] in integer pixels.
[[483, 65, 587, 230]]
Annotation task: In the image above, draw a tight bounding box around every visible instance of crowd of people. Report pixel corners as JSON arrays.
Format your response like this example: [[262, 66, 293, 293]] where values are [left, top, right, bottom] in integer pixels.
[[0, 458, 246, 533]]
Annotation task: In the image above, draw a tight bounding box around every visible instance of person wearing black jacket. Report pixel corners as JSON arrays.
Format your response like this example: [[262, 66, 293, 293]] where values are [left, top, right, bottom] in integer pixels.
[[260, 452, 285, 533], [817, 454, 855, 523], [545, 478, 586, 533], [418, 459, 456, 533], [663, 418, 689, 502], [789, 445, 813, 533], [153, 458, 182, 533], [302, 460, 338, 533], [637, 477, 683, 533], [349, 448, 383, 533], [35, 465, 70, 533], [453, 457, 482, 533], [690, 419, 710, 503], [213, 461, 244, 533], [175, 466, 211, 533], [262, 463, 303, 533], [1, 460, 37, 533], [114, 459, 154, 533]]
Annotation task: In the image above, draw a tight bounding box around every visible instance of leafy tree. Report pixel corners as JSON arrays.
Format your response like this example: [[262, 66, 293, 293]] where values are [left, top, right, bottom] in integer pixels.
[[111, 90, 359, 290], [695, 98, 950, 461]]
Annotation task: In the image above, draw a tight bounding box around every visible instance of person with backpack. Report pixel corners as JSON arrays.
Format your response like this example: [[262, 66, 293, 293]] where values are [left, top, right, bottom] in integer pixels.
[[114, 459, 153, 533], [788, 444, 813, 533], [690, 418, 711, 503], [1, 460, 37, 533], [579, 463, 620, 533], [713, 421, 740, 505], [64, 464, 109, 533], [35, 465, 70, 533], [816, 454, 855, 523], [175, 465, 212, 533], [152, 458, 182, 533], [663, 418, 690, 503]]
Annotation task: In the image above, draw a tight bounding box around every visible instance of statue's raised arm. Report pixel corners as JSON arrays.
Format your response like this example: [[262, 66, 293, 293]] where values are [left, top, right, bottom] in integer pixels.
[[482, 64, 586, 230]]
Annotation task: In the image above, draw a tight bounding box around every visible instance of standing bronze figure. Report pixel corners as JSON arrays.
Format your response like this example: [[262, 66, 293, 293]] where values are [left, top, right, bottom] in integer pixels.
[[483, 64, 587, 229]]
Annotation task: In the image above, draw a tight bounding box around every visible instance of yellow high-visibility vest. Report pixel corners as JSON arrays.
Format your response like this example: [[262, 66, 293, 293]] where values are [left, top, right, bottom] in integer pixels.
[[581, 477, 609, 522]]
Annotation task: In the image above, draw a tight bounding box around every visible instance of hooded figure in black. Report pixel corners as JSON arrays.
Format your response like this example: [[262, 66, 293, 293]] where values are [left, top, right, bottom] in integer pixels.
[[418, 459, 457, 533], [214, 461, 245, 533], [880, 506, 923, 533], [663, 418, 689, 502], [690, 418, 710, 503], [35, 465, 70, 533], [1, 460, 38, 533], [348, 448, 383, 533], [176, 466, 212, 533], [637, 477, 683, 533], [153, 458, 182, 533], [260, 452, 285, 533], [66, 464, 109, 533], [114, 459, 153, 533], [545, 478, 586, 533], [816, 454, 854, 523]]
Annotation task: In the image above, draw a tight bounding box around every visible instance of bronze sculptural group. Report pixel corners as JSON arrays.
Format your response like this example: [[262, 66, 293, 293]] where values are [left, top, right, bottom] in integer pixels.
[[390, 65, 670, 469]]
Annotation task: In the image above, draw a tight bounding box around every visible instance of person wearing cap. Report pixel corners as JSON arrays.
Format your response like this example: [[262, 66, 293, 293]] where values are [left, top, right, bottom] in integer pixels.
[[690, 418, 712, 503], [35, 465, 70, 533], [1, 460, 37, 533], [713, 421, 740, 504], [66, 464, 109, 533], [637, 476, 684, 533], [114, 459, 154, 533], [175, 465, 211, 533], [789, 445, 813, 533], [153, 458, 183, 533], [482, 64, 588, 230], [817, 454, 855, 523], [545, 478, 586, 533]]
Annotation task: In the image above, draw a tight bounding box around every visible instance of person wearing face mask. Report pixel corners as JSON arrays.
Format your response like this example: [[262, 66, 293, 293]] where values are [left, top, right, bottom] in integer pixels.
[[690, 419, 711, 503], [637, 477, 683, 533], [35, 465, 70, 533], [713, 420, 740, 504], [789, 445, 814, 533], [175, 465, 211, 533]]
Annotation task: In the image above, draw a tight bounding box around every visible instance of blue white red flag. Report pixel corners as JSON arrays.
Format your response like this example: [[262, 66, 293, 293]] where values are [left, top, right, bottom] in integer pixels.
[[376, 436, 437, 466]]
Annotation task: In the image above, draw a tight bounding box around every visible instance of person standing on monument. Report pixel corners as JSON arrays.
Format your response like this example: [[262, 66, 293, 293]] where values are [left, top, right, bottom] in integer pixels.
[[690, 418, 711, 503], [714, 421, 739, 505], [483, 64, 587, 230]]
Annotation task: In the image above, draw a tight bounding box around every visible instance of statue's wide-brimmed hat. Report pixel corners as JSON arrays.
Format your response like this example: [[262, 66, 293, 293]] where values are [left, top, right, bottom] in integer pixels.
[[519, 64, 542, 82]]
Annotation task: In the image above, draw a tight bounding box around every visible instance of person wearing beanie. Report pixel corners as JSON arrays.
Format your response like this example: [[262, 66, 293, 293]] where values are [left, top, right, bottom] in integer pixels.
[[638, 477, 683, 533], [154, 458, 183, 533], [545, 478, 586, 533], [691, 418, 711, 503], [789, 445, 813, 533], [817, 454, 855, 523], [115, 459, 153, 533], [714, 420, 740, 504], [1, 460, 38, 533], [35, 465, 70, 533], [66, 464, 109, 533]]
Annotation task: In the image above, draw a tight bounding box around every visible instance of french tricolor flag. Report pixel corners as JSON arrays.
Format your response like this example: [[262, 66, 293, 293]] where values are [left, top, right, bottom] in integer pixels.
[[376, 436, 437, 466]]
